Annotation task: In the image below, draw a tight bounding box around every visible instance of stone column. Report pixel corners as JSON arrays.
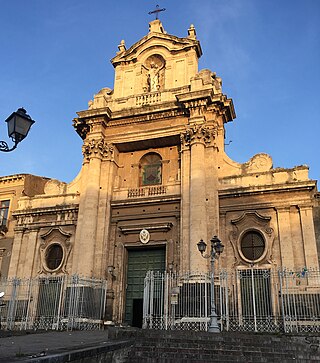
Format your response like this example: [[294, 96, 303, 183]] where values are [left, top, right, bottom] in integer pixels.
[[179, 138, 191, 273], [73, 138, 114, 277], [181, 125, 218, 273], [299, 205, 319, 269], [276, 207, 295, 270], [190, 138, 207, 272]]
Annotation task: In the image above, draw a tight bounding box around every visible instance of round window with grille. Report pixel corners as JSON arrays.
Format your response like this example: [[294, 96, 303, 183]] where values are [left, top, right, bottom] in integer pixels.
[[46, 244, 63, 270], [240, 231, 265, 261]]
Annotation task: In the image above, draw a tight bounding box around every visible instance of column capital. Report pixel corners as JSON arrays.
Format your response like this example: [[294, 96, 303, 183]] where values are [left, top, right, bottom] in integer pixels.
[[82, 138, 114, 162], [180, 124, 218, 149]]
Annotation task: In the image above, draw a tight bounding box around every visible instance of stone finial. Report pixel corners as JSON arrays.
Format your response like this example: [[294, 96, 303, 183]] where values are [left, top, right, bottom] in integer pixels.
[[118, 39, 126, 52], [149, 19, 165, 34], [188, 24, 197, 39]]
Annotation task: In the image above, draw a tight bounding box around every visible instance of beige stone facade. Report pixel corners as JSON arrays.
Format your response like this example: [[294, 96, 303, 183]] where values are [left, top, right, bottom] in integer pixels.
[[1, 20, 319, 326]]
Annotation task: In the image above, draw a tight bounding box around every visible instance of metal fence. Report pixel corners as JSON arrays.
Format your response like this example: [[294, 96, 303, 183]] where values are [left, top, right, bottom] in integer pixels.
[[143, 268, 320, 333], [0, 275, 107, 331]]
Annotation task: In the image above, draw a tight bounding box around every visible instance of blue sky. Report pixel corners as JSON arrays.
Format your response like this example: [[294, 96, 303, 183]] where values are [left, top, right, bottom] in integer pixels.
[[0, 0, 319, 183]]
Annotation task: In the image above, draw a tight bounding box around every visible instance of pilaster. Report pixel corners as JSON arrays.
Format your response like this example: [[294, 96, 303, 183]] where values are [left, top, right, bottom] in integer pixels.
[[73, 137, 114, 277], [22, 229, 39, 278], [299, 205, 319, 269], [276, 207, 295, 270], [7, 230, 24, 278]]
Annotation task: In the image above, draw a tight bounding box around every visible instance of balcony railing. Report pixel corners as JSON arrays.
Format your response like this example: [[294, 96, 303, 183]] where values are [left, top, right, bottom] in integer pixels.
[[127, 186, 167, 198]]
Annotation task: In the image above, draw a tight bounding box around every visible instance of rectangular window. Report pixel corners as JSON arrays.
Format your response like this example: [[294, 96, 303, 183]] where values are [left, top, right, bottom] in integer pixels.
[[0, 200, 10, 226]]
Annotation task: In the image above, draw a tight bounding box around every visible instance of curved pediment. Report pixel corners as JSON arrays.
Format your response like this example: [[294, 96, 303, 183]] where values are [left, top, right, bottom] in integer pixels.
[[111, 21, 202, 98], [111, 21, 202, 67]]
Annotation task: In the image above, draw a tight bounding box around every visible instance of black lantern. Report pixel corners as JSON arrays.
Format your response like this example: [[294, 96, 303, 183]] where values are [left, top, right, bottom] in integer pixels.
[[197, 239, 207, 254], [1, 108, 35, 152], [211, 235, 224, 255]]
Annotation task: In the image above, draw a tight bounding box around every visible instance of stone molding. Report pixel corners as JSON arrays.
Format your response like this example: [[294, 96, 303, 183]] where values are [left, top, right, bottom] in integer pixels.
[[13, 205, 78, 230], [180, 124, 218, 149], [119, 222, 173, 235], [107, 108, 186, 127], [182, 99, 208, 119], [82, 138, 114, 162]]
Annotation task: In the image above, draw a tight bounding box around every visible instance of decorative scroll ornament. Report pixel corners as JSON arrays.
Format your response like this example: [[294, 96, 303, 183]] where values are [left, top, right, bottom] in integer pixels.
[[39, 227, 72, 274], [180, 124, 218, 149], [229, 211, 275, 267], [139, 229, 150, 244], [82, 138, 114, 161]]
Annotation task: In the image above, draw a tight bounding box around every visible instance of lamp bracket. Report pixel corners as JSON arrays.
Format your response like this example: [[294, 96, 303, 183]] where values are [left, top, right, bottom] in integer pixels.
[[0, 140, 18, 152]]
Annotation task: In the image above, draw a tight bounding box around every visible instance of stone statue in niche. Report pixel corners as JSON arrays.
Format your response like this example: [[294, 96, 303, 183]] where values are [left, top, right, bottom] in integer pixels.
[[142, 55, 165, 92]]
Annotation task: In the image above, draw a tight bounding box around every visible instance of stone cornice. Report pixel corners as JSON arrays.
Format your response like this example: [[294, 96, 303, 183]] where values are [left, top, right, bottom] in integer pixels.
[[0, 174, 25, 184], [73, 109, 111, 140], [219, 180, 316, 198], [108, 107, 186, 127], [13, 204, 79, 218], [111, 195, 180, 208], [76, 107, 112, 119], [13, 205, 79, 231], [119, 222, 173, 235], [177, 91, 235, 123]]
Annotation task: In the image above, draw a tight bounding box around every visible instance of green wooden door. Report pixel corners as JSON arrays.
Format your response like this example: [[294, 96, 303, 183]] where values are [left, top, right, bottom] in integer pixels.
[[125, 247, 165, 327]]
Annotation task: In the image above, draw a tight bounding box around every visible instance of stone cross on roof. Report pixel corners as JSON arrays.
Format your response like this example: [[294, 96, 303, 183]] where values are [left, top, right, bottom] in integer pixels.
[[148, 4, 166, 20]]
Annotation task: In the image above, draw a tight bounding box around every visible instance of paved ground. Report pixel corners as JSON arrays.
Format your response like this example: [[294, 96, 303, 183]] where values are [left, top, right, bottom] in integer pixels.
[[0, 330, 123, 362]]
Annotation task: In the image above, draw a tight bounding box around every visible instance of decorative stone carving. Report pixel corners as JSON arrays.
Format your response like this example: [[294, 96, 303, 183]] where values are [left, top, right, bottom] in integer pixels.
[[183, 99, 208, 118], [139, 229, 150, 244], [244, 153, 273, 173], [180, 124, 218, 149], [229, 211, 275, 267], [82, 138, 114, 161], [142, 55, 165, 92], [44, 179, 67, 195], [39, 227, 72, 274]]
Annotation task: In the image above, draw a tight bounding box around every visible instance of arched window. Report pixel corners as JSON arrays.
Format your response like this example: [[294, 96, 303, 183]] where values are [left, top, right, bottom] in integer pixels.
[[240, 231, 265, 261], [140, 153, 162, 186]]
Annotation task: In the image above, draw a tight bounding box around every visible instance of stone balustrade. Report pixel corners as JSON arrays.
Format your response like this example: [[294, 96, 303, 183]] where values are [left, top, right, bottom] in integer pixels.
[[127, 185, 167, 198], [136, 92, 161, 106]]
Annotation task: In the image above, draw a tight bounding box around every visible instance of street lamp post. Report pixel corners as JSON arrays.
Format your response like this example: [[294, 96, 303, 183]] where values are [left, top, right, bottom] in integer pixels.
[[197, 235, 224, 333], [0, 108, 35, 152]]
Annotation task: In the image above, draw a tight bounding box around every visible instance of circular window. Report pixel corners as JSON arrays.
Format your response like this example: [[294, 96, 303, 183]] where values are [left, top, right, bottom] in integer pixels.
[[240, 231, 265, 261], [46, 244, 63, 270]]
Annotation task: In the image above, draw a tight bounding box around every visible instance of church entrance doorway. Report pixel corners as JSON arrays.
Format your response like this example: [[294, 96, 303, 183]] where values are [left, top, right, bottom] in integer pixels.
[[125, 247, 165, 327]]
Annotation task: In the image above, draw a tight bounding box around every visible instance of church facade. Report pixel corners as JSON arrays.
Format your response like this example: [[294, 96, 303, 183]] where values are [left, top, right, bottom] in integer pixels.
[[1, 20, 319, 328]]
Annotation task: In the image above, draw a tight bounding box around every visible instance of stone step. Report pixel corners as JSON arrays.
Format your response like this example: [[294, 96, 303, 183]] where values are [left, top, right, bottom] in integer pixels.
[[107, 328, 320, 362]]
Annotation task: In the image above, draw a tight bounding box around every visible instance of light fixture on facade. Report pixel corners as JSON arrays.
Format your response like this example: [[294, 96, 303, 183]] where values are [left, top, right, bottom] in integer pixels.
[[0, 108, 35, 152], [197, 235, 224, 333]]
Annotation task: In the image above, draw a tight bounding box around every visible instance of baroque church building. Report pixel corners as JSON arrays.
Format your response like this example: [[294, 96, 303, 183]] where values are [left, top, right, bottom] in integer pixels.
[[1, 20, 319, 329]]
